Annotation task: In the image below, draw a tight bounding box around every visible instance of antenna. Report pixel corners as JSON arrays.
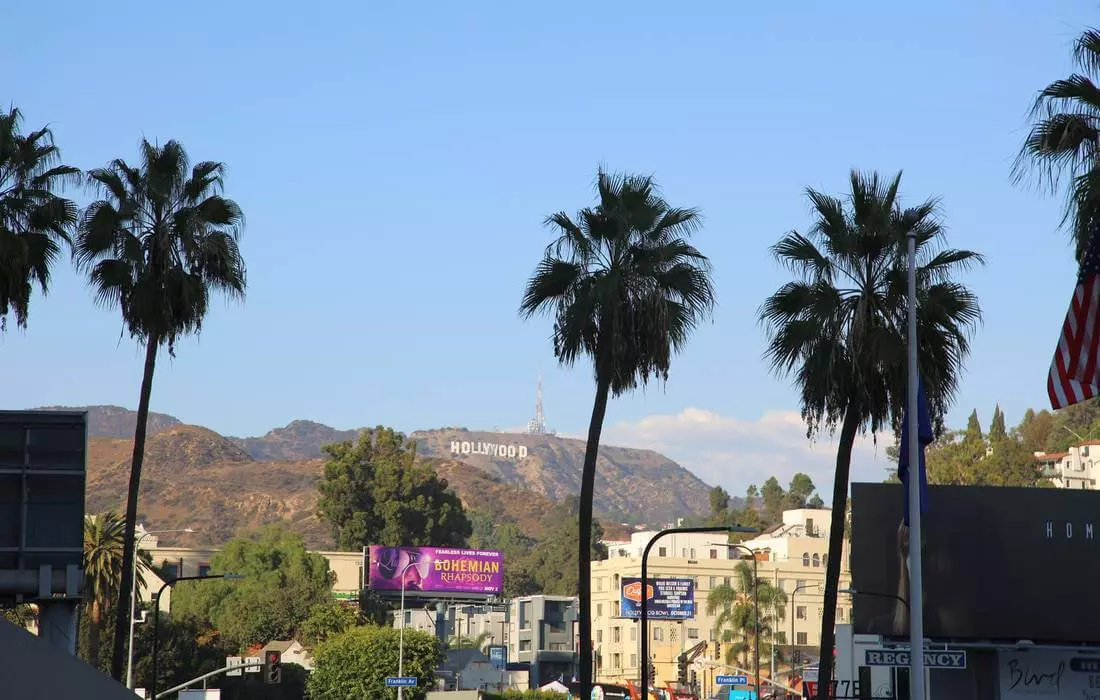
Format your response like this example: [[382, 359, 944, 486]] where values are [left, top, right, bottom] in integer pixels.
[[526, 375, 551, 435]]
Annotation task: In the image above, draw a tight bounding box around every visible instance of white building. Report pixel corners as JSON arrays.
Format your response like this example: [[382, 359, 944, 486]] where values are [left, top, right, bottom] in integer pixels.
[[1034, 443, 1099, 489]]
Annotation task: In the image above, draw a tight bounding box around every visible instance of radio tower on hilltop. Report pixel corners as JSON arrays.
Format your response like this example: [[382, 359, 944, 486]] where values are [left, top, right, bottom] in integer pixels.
[[526, 376, 553, 435]]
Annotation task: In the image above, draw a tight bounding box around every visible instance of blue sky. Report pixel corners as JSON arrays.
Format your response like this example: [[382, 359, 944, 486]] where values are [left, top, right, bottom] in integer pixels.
[[2, 1, 1094, 495]]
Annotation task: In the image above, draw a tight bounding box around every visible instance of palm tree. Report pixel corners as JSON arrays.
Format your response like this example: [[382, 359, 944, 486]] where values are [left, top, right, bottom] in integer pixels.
[[76, 140, 247, 680], [520, 168, 716, 696], [707, 562, 786, 670], [0, 106, 78, 331], [447, 631, 493, 651], [82, 512, 127, 669], [759, 170, 982, 699], [1014, 27, 1100, 260]]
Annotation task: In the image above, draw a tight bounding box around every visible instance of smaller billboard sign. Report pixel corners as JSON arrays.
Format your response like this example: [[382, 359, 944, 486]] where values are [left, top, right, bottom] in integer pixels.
[[368, 546, 503, 596], [864, 649, 966, 669], [487, 644, 507, 670], [620, 577, 695, 619]]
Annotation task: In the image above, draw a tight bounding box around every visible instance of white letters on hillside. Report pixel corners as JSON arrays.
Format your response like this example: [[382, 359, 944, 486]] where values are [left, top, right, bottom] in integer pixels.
[[450, 441, 528, 460]]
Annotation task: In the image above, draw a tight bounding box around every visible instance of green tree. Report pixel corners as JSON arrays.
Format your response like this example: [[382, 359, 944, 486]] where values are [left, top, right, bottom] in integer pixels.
[[709, 486, 731, 517], [759, 170, 982, 697], [808, 494, 825, 508], [518, 168, 716, 696], [785, 473, 816, 509], [307, 625, 443, 700], [447, 631, 493, 651], [1014, 27, 1100, 259], [316, 427, 472, 550], [707, 561, 787, 669], [745, 484, 759, 509], [1017, 408, 1055, 453], [965, 410, 983, 442], [0, 106, 79, 333], [130, 613, 234, 696], [77, 140, 247, 680], [989, 405, 1007, 443], [300, 601, 363, 648], [760, 477, 785, 524], [171, 525, 333, 649], [519, 502, 607, 596]]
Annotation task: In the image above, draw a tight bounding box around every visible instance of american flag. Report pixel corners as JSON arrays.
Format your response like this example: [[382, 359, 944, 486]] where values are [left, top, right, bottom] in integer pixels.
[[1049, 231, 1100, 410]]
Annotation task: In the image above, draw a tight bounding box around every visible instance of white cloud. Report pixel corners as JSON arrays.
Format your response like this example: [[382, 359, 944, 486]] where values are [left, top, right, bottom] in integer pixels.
[[599, 407, 895, 500]]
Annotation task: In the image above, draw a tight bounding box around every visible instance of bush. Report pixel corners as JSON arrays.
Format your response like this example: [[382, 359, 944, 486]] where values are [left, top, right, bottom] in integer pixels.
[[307, 625, 442, 699]]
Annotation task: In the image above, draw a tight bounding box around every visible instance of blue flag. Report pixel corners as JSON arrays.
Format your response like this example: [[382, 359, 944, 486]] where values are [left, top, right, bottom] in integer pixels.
[[898, 376, 932, 525]]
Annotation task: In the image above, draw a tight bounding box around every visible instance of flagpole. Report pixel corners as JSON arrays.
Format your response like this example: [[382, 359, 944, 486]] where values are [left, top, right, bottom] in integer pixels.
[[906, 231, 927, 700]]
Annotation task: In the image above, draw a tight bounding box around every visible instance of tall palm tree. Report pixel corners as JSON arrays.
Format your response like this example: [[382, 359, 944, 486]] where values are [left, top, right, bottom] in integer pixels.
[[520, 169, 716, 696], [759, 170, 982, 698], [0, 106, 78, 331], [82, 512, 127, 669], [707, 562, 786, 670], [76, 139, 247, 680], [1014, 27, 1100, 260]]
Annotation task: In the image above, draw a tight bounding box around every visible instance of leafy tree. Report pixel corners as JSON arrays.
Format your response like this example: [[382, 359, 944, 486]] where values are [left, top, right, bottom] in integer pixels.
[[745, 484, 759, 509], [989, 405, 1007, 443], [130, 612, 234, 696], [307, 625, 443, 700], [965, 410, 983, 442], [518, 168, 715, 696], [1017, 408, 1055, 453], [170, 525, 333, 649], [0, 106, 79, 333], [447, 630, 492, 651], [300, 601, 363, 648], [760, 477, 785, 524], [709, 486, 731, 516], [316, 427, 472, 550], [786, 473, 816, 509], [518, 503, 607, 596], [1, 604, 37, 630], [808, 494, 825, 508], [1014, 26, 1100, 259], [77, 140, 247, 680], [759, 170, 982, 697], [707, 561, 787, 669]]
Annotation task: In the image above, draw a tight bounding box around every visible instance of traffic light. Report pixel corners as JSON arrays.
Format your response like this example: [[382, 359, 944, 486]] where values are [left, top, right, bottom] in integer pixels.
[[647, 663, 656, 684], [677, 653, 688, 686], [714, 640, 721, 659], [691, 670, 698, 689], [263, 649, 282, 684]]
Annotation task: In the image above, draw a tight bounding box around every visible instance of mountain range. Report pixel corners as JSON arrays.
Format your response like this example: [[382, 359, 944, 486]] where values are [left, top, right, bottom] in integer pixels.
[[41, 405, 713, 547]]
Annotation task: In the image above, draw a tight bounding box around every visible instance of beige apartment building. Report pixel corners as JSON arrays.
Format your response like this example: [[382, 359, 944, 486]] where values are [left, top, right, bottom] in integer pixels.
[[590, 508, 850, 692]]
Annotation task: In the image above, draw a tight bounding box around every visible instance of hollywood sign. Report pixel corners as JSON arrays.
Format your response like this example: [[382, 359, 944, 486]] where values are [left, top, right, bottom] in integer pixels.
[[450, 441, 528, 460]]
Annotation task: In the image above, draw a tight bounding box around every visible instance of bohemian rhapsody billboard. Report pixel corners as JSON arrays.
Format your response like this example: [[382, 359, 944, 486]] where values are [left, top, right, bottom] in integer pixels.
[[367, 545, 503, 596]]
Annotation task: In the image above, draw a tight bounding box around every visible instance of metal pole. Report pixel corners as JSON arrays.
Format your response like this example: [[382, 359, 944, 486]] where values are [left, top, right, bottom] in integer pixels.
[[906, 229, 927, 700], [397, 559, 417, 700], [126, 550, 139, 689], [639, 525, 755, 700], [150, 574, 233, 699]]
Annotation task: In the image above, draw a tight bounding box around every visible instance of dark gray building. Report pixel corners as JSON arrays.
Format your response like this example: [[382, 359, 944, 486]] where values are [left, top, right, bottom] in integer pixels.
[[508, 595, 578, 687]]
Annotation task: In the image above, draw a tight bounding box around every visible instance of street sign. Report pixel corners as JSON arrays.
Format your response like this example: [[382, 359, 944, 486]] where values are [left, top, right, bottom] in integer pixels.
[[225, 656, 243, 677], [385, 677, 418, 687], [244, 656, 262, 673], [864, 649, 967, 669], [715, 674, 749, 685]]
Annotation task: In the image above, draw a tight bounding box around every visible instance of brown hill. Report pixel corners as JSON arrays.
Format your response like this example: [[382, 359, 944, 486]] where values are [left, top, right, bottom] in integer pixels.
[[37, 404, 182, 438], [430, 458, 556, 537], [411, 429, 710, 526], [228, 420, 362, 460]]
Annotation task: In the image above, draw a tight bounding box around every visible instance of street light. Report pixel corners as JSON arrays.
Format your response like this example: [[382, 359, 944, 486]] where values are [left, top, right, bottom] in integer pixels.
[[838, 587, 910, 612], [151, 573, 244, 699], [126, 527, 195, 690], [790, 582, 820, 683], [397, 556, 424, 700]]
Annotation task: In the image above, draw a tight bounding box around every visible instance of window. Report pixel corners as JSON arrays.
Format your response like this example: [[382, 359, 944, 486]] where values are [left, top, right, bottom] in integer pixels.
[[520, 602, 531, 630], [710, 576, 718, 589], [613, 627, 621, 643], [812, 554, 821, 568], [796, 579, 806, 590], [778, 579, 788, 592], [687, 628, 700, 639], [654, 627, 663, 641], [197, 562, 211, 577], [630, 654, 637, 668], [597, 630, 603, 643], [690, 548, 696, 559], [597, 603, 603, 617], [630, 627, 637, 641], [161, 561, 180, 579], [710, 628, 718, 641], [796, 632, 808, 645], [614, 601, 620, 616], [658, 547, 667, 557], [802, 553, 810, 567], [404, 610, 411, 624], [612, 653, 621, 669], [710, 549, 718, 559], [724, 576, 731, 587], [596, 577, 603, 592], [520, 640, 532, 652], [681, 547, 687, 558], [806, 517, 815, 535], [550, 642, 568, 651], [796, 606, 807, 620]]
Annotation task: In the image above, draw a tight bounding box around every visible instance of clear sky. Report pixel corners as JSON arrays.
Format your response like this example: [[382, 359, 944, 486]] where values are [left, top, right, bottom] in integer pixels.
[[2, 1, 1095, 497]]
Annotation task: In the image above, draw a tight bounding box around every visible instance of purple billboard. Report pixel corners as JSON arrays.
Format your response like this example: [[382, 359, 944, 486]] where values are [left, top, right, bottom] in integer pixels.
[[367, 546, 503, 595]]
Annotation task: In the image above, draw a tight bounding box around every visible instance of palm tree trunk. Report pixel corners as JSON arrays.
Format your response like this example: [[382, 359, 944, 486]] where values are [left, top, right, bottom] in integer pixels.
[[577, 376, 611, 698], [814, 398, 861, 700], [110, 335, 159, 681], [87, 601, 102, 671]]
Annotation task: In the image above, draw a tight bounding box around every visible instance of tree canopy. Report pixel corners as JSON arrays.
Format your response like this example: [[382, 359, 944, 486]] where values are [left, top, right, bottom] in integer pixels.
[[307, 625, 443, 700], [170, 525, 333, 649], [316, 426, 472, 550]]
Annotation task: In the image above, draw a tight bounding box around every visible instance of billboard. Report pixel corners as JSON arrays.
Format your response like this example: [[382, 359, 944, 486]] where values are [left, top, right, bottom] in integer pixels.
[[851, 482, 1100, 643], [999, 648, 1100, 699], [367, 546, 502, 596], [620, 577, 695, 619]]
